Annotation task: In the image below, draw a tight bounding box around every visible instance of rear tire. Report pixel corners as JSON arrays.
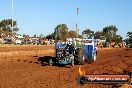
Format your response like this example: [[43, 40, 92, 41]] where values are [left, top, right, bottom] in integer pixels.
[[76, 48, 85, 65]]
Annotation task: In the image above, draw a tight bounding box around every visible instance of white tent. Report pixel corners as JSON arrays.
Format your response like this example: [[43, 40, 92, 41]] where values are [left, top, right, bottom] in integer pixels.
[[16, 35, 24, 38]]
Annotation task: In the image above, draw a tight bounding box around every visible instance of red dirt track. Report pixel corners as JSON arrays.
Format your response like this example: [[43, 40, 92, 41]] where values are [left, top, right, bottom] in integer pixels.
[[0, 45, 132, 88]]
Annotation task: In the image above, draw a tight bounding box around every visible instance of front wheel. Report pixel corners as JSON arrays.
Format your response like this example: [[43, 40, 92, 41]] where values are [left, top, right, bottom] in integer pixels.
[[49, 59, 52, 66], [70, 55, 74, 67], [71, 59, 74, 67], [93, 51, 97, 61]]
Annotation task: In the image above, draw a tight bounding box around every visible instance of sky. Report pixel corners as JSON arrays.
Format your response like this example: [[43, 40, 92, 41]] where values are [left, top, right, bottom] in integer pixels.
[[0, 0, 132, 39]]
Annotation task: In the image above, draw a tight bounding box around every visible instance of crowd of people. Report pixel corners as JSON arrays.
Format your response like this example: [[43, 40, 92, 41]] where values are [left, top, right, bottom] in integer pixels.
[[0, 33, 128, 49], [0, 34, 55, 45], [97, 41, 126, 49]]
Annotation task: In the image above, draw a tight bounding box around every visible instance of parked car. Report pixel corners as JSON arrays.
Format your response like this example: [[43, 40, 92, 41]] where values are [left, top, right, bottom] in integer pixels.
[[4, 38, 12, 44]]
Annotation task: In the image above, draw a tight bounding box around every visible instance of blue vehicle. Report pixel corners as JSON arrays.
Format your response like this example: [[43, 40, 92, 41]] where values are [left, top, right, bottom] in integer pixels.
[[82, 39, 97, 63], [48, 29, 97, 67]]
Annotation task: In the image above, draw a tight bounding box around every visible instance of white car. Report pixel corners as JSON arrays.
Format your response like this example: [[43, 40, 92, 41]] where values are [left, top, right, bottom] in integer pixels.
[[15, 39, 22, 44]]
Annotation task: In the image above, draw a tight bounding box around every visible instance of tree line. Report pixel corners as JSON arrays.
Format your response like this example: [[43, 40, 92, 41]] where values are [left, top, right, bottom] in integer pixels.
[[0, 19, 19, 36], [0, 19, 131, 43], [46, 24, 131, 43]]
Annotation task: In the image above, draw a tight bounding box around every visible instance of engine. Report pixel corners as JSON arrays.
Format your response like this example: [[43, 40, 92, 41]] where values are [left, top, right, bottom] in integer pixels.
[[56, 44, 75, 60]]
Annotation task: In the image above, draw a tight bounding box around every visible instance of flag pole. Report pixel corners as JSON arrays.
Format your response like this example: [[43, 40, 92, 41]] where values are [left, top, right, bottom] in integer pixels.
[[12, 0, 13, 31], [76, 8, 79, 37]]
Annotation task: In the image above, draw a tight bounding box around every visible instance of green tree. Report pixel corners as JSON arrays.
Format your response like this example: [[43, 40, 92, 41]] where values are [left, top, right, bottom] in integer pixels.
[[46, 33, 55, 39], [112, 35, 122, 42], [13, 27, 19, 32], [0, 19, 18, 35], [78, 35, 83, 38], [127, 32, 132, 39], [54, 24, 68, 41], [103, 25, 118, 42], [94, 31, 104, 39], [0, 19, 16, 28], [67, 30, 77, 38], [33, 34, 37, 38], [82, 29, 94, 38], [39, 34, 44, 38]]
